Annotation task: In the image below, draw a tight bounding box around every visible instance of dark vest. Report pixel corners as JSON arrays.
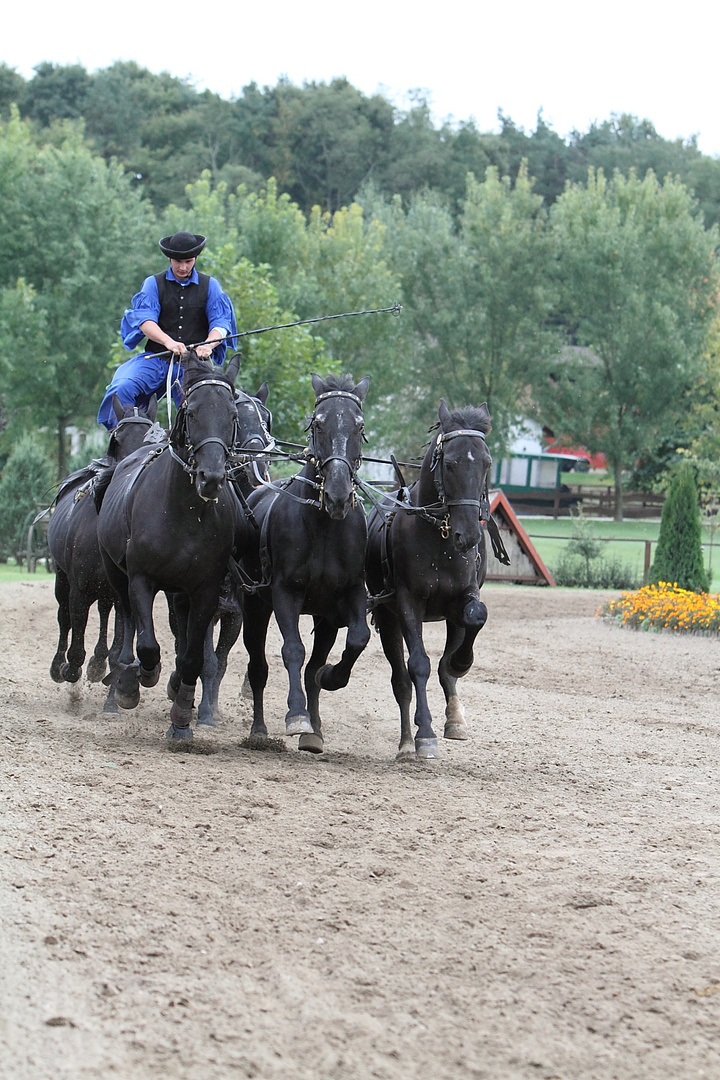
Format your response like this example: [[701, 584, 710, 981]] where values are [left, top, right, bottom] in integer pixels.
[[145, 271, 211, 353]]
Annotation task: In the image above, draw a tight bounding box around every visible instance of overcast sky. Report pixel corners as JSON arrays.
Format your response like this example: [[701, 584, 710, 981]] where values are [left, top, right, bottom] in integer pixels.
[[5, 0, 720, 156]]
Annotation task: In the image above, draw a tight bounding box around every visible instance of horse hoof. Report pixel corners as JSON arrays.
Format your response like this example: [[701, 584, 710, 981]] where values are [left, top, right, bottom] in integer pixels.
[[167, 671, 181, 701], [396, 742, 415, 760], [314, 664, 332, 688], [60, 663, 82, 684], [102, 696, 120, 715], [115, 686, 140, 710], [196, 716, 217, 728], [285, 714, 313, 736], [50, 663, 65, 684], [166, 723, 193, 741], [86, 656, 107, 683], [415, 737, 439, 759], [140, 662, 161, 688], [298, 732, 324, 754], [444, 721, 470, 741]]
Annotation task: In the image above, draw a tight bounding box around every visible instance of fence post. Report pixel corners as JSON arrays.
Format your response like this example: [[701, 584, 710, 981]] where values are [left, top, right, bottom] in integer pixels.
[[643, 540, 652, 584]]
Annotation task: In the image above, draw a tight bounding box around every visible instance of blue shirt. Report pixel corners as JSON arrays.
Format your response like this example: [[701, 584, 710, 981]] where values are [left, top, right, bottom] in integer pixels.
[[120, 267, 238, 364]]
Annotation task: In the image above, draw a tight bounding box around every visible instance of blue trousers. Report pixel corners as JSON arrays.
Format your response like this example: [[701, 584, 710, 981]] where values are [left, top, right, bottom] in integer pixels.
[[97, 353, 184, 429]]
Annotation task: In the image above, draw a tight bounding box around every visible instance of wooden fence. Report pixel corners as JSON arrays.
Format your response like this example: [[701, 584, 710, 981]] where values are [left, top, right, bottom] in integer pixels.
[[506, 486, 665, 519]]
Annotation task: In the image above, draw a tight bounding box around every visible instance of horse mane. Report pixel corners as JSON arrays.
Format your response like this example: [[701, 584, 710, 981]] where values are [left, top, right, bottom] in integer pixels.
[[317, 373, 358, 395], [446, 403, 492, 436], [182, 352, 225, 392]]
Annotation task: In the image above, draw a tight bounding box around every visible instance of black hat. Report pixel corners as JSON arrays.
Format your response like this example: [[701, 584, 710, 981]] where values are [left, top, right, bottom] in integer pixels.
[[159, 231, 206, 259]]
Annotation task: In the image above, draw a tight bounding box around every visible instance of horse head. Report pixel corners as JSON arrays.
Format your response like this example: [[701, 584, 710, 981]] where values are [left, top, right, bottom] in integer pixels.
[[232, 381, 274, 490], [171, 350, 239, 502], [107, 394, 161, 462], [433, 399, 493, 552], [309, 373, 370, 520]]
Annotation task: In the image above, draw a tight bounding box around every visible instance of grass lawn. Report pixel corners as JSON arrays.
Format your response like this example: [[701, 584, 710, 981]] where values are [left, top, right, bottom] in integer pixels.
[[519, 516, 720, 593], [0, 560, 56, 586]]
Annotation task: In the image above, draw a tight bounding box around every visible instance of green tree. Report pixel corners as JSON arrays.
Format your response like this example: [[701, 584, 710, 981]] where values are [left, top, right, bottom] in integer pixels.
[[24, 62, 91, 128], [0, 117, 155, 476], [164, 175, 402, 442], [0, 434, 55, 560], [649, 463, 709, 592], [539, 169, 718, 520], [0, 64, 25, 119], [372, 166, 558, 449]]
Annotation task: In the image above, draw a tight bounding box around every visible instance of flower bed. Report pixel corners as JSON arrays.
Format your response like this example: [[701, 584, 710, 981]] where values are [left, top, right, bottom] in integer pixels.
[[597, 582, 720, 633]]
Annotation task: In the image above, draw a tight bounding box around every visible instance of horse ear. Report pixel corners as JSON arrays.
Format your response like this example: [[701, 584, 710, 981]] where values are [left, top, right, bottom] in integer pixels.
[[353, 376, 370, 402], [147, 394, 158, 422], [438, 399, 451, 427], [311, 373, 325, 398], [225, 352, 241, 386], [255, 381, 269, 405], [112, 394, 125, 422]]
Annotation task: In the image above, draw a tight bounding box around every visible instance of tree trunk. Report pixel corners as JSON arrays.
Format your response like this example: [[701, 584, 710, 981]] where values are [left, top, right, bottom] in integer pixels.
[[613, 461, 624, 522], [57, 418, 69, 481]]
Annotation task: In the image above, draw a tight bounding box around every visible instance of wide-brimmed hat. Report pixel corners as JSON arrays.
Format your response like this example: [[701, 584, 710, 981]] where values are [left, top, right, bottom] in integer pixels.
[[158, 231, 206, 259]]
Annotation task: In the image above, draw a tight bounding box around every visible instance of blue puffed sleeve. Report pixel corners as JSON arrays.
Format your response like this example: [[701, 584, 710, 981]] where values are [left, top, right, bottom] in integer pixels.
[[206, 277, 238, 365], [120, 275, 161, 350]]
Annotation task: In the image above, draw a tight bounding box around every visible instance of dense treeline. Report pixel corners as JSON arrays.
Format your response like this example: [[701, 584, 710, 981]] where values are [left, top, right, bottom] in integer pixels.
[[1, 62, 720, 528], [3, 61, 720, 226]]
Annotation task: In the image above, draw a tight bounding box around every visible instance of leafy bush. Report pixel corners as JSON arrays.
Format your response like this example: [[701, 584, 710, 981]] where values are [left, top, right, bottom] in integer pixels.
[[649, 462, 709, 592], [552, 551, 641, 589], [551, 507, 642, 589], [0, 435, 55, 560]]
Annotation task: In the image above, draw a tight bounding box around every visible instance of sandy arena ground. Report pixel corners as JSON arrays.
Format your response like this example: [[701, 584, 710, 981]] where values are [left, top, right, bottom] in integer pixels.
[[1, 579, 720, 1080]]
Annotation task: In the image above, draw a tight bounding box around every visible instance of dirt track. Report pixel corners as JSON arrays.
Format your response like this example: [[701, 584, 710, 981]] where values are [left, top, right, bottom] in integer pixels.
[[1, 579, 720, 1080]]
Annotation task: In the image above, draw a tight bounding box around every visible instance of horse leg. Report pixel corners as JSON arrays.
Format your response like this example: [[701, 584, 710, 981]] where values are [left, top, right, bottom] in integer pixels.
[[273, 588, 313, 737], [374, 606, 414, 758], [447, 596, 488, 678], [315, 590, 370, 692], [100, 555, 140, 709], [299, 618, 338, 754], [114, 572, 159, 711], [210, 610, 243, 724], [102, 606, 123, 714], [399, 604, 438, 759], [242, 595, 272, 739], [50, 569, 71, 682], [62, 586, 91, 683], [86, 596, 112, 682], [438, 622, 469, 740], [168, 588, 222, 739], [166, 591, 185, 702], [196, 619, 219, 728]]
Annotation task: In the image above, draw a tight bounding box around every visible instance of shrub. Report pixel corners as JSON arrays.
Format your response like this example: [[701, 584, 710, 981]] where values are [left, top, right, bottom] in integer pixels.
[[649, 463, 709, 592], [0, 435, 55, 560], [553, 552, 641, 589], [551, 507, 641, 589]]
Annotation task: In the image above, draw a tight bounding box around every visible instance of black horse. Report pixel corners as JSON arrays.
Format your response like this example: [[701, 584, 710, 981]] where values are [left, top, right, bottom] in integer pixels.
[[366, 400, 494, 759], [98, 351, 247, 738], [188, 381, 273, 726], [48, 395, 161, 686], [240, 373, 371, 753]]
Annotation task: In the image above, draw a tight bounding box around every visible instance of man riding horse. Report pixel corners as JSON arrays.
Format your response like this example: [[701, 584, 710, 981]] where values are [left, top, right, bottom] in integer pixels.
[[97, 231, 238, 429]]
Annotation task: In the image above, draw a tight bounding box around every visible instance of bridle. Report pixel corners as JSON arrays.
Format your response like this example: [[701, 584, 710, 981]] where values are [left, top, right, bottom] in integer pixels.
[[424, 428, 492, 539], [108, 410, 157, 457], [229, 390, 275, 485], [305, 389, 365, 510], [168, 377, 239, 483]]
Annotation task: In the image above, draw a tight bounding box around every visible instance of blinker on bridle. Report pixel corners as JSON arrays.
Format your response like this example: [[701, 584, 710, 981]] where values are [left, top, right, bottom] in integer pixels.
[[430, 428, 492, 539]]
